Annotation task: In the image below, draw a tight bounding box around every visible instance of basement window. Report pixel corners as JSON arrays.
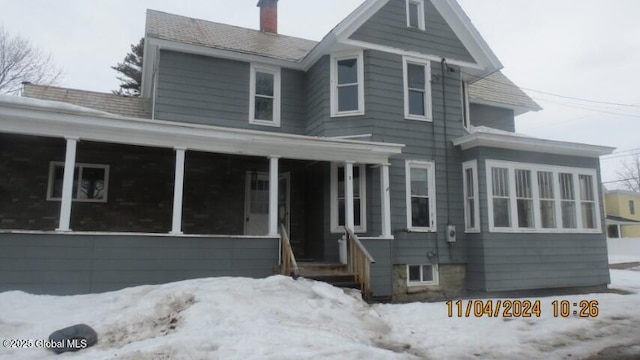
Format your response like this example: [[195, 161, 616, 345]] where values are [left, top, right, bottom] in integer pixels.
[[407, 264, 438, 286], [47, 162, 109, 202]]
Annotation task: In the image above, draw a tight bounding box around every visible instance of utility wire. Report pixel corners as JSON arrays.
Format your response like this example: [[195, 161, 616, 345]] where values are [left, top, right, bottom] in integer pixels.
[[602, 146, 640, 158]]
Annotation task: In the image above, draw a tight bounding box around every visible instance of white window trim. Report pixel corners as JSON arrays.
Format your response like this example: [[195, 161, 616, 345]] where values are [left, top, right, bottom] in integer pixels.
[[406, 0, 426, 31], [463, 160, 480, 233], [403, 56, 433, 122], [461, 81, 471, 132], [249, 63, 281, 127], [485, 160, 602, 234], [405, 160, 437, 232], [330, 50, 365, 118], [407, 264, 439, 286], [46, 161, 110, 203], [330, 163, 367, 233]]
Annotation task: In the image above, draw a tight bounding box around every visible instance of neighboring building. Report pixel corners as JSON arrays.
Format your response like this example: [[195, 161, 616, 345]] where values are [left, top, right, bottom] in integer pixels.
[[0, 0, 615, 300], [605, 189, 640, 238]]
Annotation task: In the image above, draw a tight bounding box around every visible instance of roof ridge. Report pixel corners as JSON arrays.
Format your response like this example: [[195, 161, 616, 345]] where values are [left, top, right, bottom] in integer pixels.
[[146, 9, 318, 44]]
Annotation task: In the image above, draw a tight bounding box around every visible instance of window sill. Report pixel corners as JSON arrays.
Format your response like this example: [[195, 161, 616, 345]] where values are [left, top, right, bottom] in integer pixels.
[[249, 119, 281, 127], [488, 227, 602, 234], [405, 115, 432, 122], [331, 227, 367, 234], [407, 282, 438, 290], [406, 227, 437, 233], [331, 111, 365, 118], [465, 229, 481, 234]]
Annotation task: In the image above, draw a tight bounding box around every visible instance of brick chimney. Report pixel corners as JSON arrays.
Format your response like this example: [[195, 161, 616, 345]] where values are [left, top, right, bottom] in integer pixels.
[[257, 0, 278, 33]]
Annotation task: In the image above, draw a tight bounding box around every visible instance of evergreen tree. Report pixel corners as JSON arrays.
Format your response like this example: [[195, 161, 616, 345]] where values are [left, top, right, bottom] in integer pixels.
[[112, 38, 143, 96]]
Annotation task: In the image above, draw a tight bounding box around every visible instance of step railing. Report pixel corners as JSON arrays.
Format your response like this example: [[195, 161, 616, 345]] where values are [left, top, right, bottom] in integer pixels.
[[280, 224, 299, 278], [344, 226, 375, 300]]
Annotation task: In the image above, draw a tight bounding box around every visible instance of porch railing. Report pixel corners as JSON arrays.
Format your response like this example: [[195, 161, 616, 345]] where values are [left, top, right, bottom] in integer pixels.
[[280, 224, 299, 278], [344, 226, 376, 300]]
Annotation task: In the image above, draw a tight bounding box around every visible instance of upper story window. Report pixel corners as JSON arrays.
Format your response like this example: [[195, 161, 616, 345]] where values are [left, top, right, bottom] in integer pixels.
[[330, 51, 365, 117], [406, 0, 426, 30], [330, 163, 367, 233], [461, 81, 470, 131], [47, 162, 109, 202], [630, 200, 636, 215], [406, 160, 436, 232], [403, 57, 432, 121], [487, 160, 601, 233], [463, 160, 480, 232], [249, 64, 281, 127]]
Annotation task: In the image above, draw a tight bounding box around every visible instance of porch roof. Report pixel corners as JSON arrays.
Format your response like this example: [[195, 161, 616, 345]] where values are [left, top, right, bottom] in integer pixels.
[[452, 126, 615, 158], [0, 95, 403, 164]]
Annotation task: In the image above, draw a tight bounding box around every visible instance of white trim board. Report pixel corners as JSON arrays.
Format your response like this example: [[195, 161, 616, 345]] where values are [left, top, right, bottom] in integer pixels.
[[0, 95, 404, 165]]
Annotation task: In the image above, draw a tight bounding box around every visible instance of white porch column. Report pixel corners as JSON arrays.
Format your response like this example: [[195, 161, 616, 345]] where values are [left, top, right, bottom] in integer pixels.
[[380, 163, 392, 237], [345, 161, 355, 231], [268, 156, 280, 236], [171, 147, 186, 235], [56, 137, 78, 232]]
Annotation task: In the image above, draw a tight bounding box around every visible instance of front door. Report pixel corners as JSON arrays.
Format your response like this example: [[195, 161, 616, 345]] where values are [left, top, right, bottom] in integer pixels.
[[244, 172, 290, 235]]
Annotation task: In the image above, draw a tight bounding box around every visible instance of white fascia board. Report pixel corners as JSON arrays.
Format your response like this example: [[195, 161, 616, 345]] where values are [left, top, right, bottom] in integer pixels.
[[141, 39, 157, 98], [431, 0, 503, 73], [0, 99, 403, 164], [147, 37, 307, 71], [452, 132, 615, 158]]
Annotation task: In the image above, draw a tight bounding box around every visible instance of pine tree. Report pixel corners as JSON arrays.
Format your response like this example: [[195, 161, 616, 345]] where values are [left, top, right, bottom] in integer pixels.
[[112, 38, 143, 97]]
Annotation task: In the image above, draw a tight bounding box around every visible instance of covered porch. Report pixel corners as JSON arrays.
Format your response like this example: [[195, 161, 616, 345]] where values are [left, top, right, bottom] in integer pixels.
[[0, 96, 402, 295]]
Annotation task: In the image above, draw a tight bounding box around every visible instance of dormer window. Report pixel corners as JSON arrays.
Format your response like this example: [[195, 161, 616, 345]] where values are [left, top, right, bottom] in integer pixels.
[[249, 64, 281, 127], [407, 0, 425, 30]]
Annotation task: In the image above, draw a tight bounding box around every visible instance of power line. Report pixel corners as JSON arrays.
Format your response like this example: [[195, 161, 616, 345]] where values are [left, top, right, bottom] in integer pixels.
[[603, 178, 638, 184], [600, 152, 640, 161], [602, 146, 640, 158]]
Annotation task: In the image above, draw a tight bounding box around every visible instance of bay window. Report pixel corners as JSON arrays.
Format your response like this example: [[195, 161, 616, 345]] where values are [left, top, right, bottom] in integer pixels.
[[487, 160, 601, 233]]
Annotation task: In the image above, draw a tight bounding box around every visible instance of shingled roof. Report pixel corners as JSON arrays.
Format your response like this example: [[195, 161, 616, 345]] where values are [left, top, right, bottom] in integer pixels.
[[146, 9, 318, 63], [22, 84, 151, 119], [468, 71, 542, 113]]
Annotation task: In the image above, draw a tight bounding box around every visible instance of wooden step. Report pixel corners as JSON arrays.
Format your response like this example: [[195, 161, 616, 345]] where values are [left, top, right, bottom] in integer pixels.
[[297, 262, 348, 276]]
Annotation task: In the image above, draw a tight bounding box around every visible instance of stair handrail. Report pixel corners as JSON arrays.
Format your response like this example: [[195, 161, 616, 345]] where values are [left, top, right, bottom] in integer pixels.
[[280, 224, 299, 278], [344, 226, 375, 300]]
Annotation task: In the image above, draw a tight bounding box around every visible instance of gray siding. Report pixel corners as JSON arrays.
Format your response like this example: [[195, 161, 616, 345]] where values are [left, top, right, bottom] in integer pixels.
[[464, 147, 610, 291], [361, 238, 393, 297], [350, 0, 474, 63], [0, 233, 279, 295], [469, 103, 515, 132], [304, 56, 330, 136], [155, 50, 306, 134]]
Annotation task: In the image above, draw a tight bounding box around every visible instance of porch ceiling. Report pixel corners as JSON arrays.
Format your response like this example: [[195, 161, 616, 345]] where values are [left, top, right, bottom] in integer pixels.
[[0, 95, 403, 164]]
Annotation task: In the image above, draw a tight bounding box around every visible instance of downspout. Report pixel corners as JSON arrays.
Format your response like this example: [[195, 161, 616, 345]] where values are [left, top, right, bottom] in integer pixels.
[[441, 58, 454, 261]]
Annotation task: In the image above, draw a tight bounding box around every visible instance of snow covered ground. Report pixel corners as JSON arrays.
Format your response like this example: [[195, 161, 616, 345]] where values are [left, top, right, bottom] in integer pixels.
[[1, 255, 639, 360]]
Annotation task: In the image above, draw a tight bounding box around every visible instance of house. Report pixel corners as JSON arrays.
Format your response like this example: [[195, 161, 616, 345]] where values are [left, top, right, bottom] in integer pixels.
[[605, 189, 640, 238], [0, 0, 615, 301]]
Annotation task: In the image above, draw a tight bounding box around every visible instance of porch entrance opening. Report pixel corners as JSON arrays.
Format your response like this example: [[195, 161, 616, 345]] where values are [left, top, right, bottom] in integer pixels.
[[244, 172, 290, 236]]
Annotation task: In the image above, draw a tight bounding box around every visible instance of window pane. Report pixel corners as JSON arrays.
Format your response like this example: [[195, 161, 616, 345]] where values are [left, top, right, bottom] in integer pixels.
[[338, 198, 345, 226], [411, 168, 429, 197], [467, 198, 475, 228], [537, 171, 554, 199], [409, 90, 425, 116], [354, 199, 361, 226], [80, 167, 105, 200], [493, 198, 510, 227], [254, 97, 274, 121], [582, 202, 596, 229], [540, 200, 556, 228], [421, 265, 434, 282], [562, 202, 577, 228], [517, 199, 534, 228], [255, 72, 274, 96], [52, 165, 79, 198], [353, 166, 360, 196], [338, 85, 359, 112], [515, 170, 532, 198], [579, 175, 594, 201], [408, 265, 421, 282], [337, 59, 358, 85], [338, 167, 345, 197], [560, 173, 574, 200], [411, 197, 430, 227], [630, 201, 636, 215], [492, 168, 509, 197], [465, 168, 474, 195], [607, 225, 620, 238], [407, 64, 425, 89], [408, 2, 419, 28]]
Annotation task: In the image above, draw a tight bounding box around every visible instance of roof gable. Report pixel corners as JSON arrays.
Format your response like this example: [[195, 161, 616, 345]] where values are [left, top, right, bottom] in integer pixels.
[[348, 0, 475, 63]]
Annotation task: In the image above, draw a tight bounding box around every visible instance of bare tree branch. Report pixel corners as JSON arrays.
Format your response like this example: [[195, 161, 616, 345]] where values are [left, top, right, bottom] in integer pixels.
[[0, 26, 63, 94], [616, 154, 640, 192]]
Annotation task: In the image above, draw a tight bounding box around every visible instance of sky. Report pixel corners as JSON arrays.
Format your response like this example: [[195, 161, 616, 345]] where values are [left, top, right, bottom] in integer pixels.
[[1, 0, 639, 185]]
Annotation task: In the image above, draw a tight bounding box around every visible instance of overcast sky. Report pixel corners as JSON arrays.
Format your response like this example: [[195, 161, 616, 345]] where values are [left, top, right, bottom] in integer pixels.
[[1, 0, 639, 185]]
